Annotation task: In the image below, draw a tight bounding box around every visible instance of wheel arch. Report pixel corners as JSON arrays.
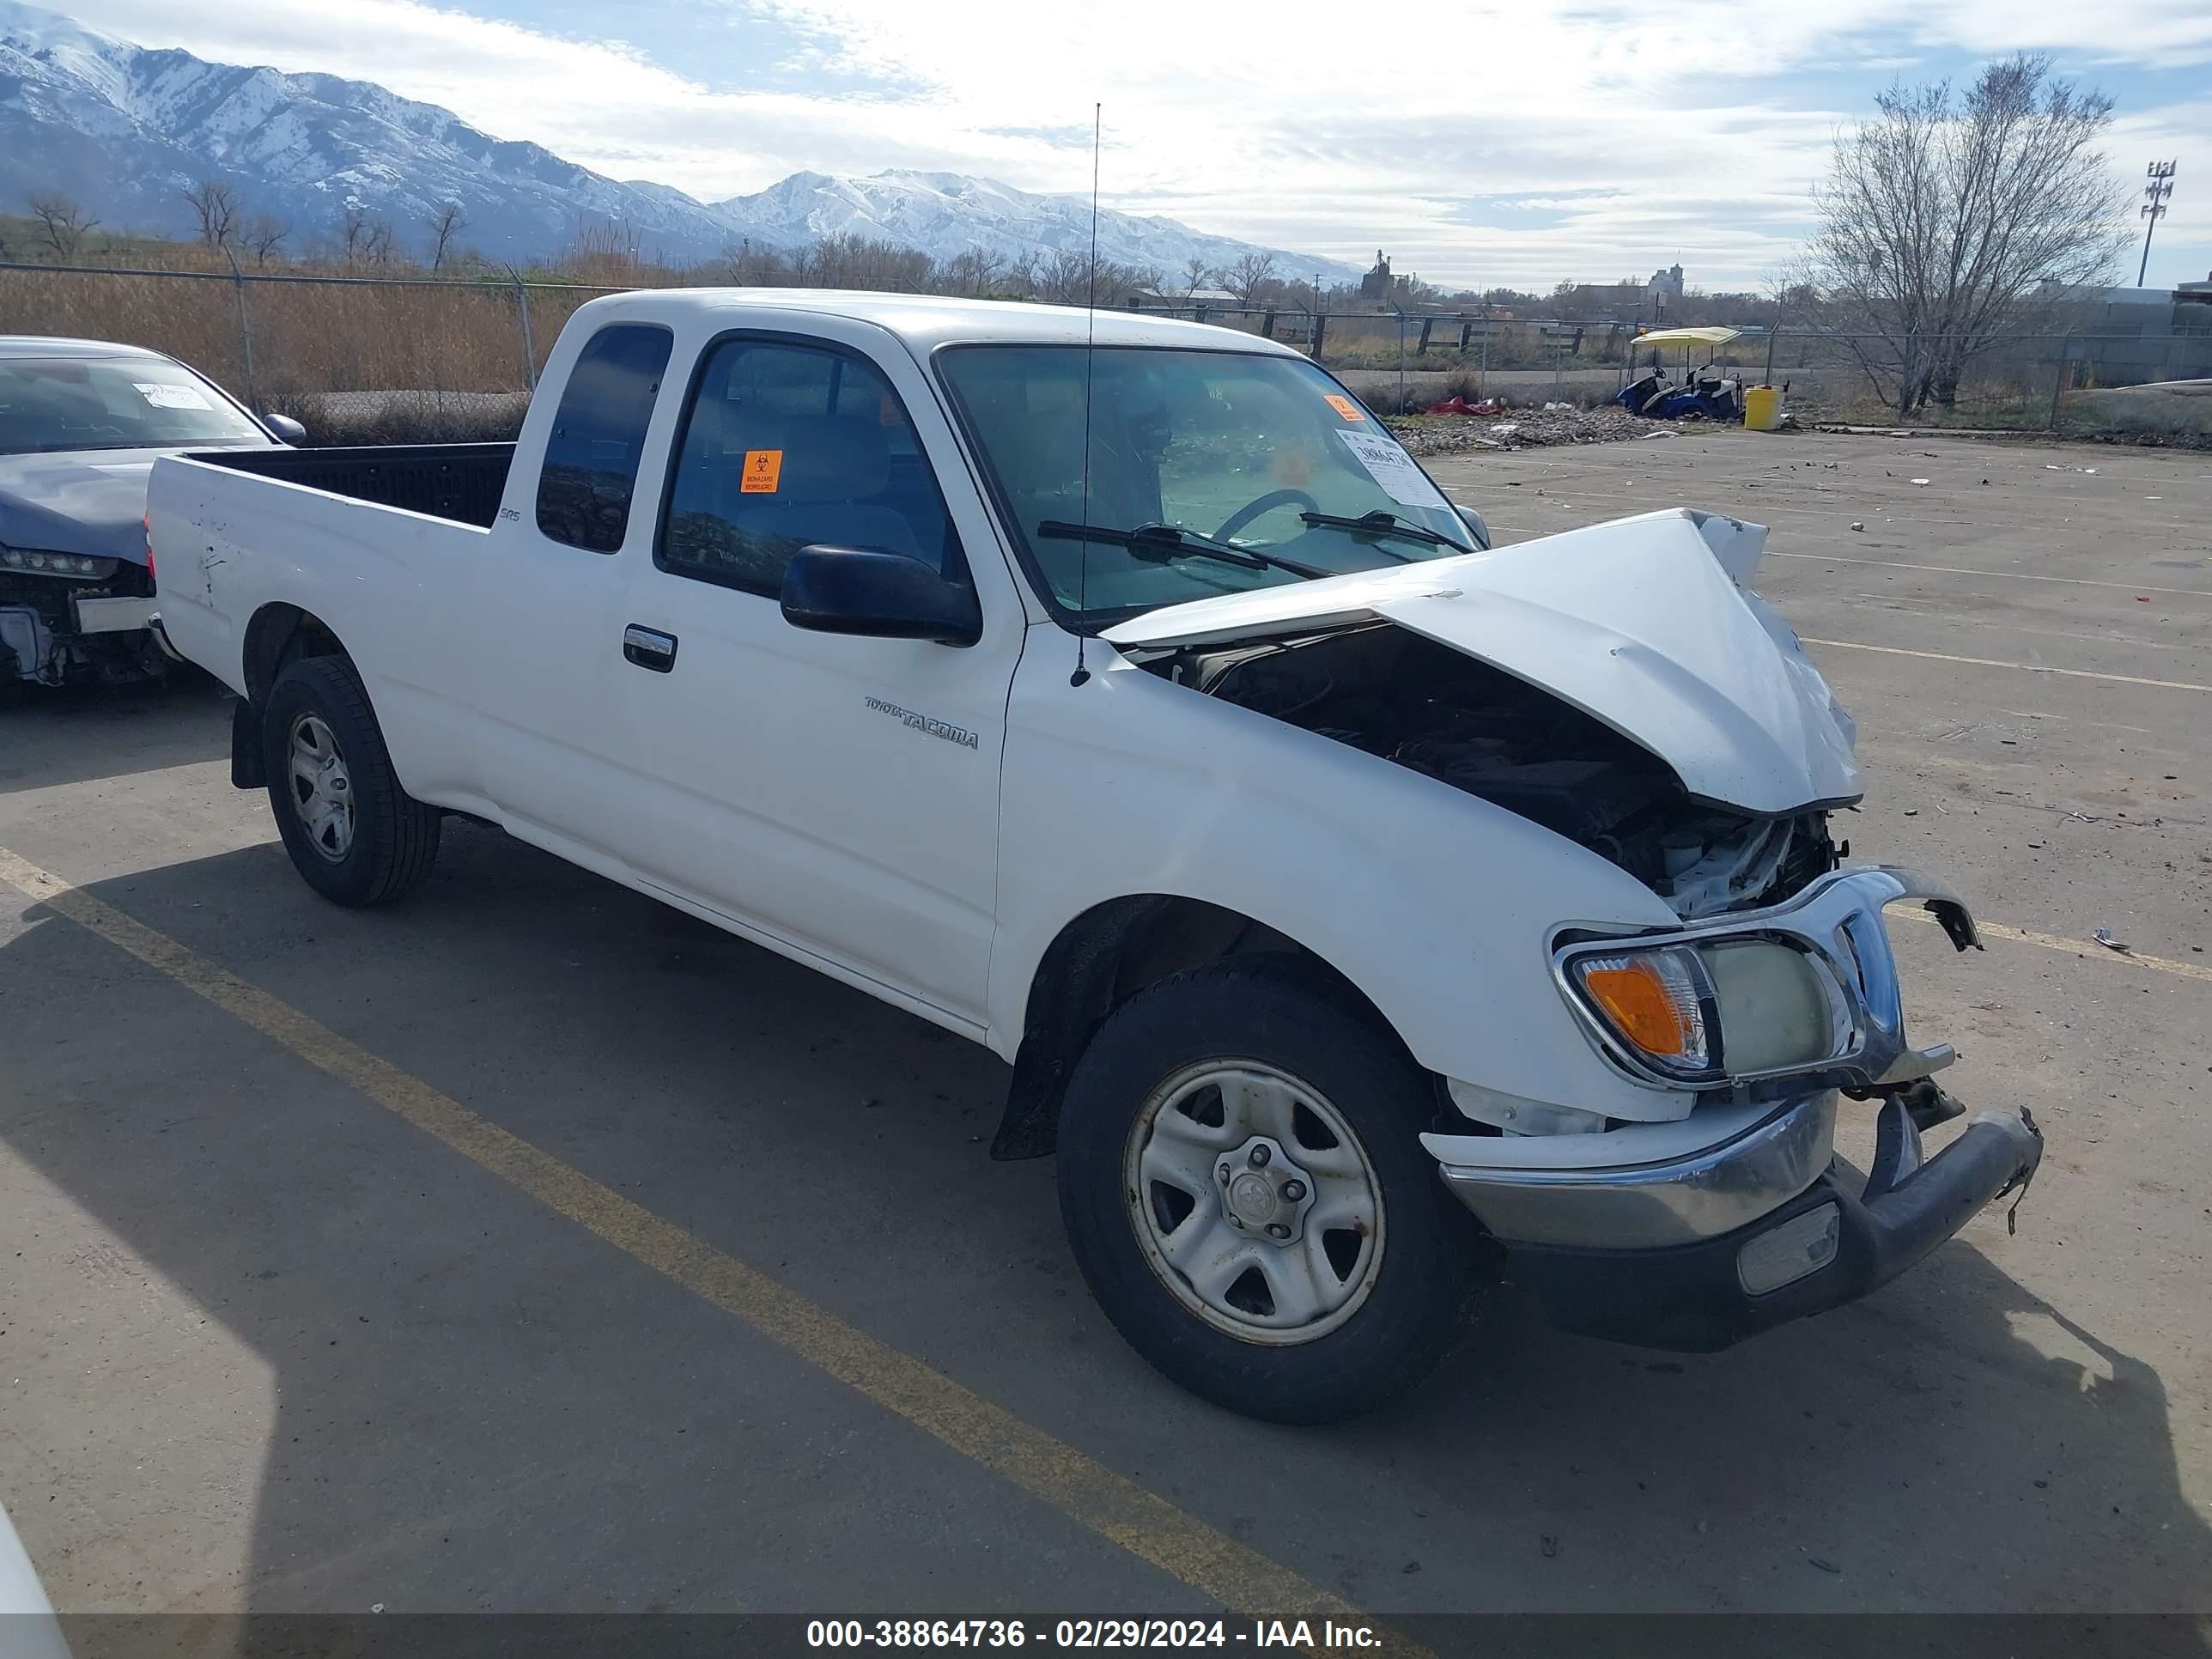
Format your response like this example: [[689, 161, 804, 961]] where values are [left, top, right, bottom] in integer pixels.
[[232, 604, 354, 788], [989, 892, 1409, 1160]]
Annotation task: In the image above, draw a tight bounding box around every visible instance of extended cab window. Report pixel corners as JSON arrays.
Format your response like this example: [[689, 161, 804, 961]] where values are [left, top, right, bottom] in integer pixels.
[[658, 338, 957, 595], [535, 323, 673, 552]]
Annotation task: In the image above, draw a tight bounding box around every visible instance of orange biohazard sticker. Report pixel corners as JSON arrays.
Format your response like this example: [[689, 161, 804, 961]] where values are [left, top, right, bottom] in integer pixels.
[[740, 449, 783, 493], [1323, 393, 1366, 422]]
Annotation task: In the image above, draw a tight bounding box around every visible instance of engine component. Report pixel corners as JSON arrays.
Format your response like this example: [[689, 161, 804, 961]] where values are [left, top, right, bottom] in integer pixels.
[[1159, 623, 1837, 919]]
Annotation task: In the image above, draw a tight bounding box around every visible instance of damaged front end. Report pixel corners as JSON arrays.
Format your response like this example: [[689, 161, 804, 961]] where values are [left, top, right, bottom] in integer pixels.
[[1105, 507, 1865, 924], [1100, 507, 2045, 1350], [1140, 622, 1841, 921], [1, 559, 164, 688]]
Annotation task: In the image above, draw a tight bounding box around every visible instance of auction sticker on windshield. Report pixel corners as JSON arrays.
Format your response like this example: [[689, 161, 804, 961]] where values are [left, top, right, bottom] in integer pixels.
[[135, 382, 213, 410], [1336, 428, 1448, 510], [1322, 393, 1366, 422]]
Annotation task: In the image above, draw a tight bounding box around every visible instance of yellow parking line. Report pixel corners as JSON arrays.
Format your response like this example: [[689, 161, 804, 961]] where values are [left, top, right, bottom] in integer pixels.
[[0, 843, 1382, 1636], [1894, 905, 2212, 985], [1801, 637, 2212, 695]]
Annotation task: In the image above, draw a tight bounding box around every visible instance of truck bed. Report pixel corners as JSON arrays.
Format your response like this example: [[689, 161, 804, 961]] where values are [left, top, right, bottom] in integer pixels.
[[190, 443, 515, 528]]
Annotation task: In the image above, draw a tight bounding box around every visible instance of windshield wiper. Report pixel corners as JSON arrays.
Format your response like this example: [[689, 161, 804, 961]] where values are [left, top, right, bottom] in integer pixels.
[[1036, 520, 1336, 581], [1297, 508, 1462, 554]]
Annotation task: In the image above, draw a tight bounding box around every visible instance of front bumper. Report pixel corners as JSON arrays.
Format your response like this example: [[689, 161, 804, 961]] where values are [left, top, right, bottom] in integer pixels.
[[1498, 1096, 2043, 1352]]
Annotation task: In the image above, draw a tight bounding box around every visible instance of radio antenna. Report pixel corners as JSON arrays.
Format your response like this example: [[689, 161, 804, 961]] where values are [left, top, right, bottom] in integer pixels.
[[1071, 100, 1101, 688]]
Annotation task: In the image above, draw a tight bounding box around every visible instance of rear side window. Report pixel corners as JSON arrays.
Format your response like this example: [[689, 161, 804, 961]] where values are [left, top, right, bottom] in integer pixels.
[[535, 323, 673, 552], [656, 337, 958, 596]]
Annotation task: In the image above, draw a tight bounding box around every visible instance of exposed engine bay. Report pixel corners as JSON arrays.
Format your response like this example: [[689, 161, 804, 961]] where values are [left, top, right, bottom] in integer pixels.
[[1144, 623, 1840, 919]]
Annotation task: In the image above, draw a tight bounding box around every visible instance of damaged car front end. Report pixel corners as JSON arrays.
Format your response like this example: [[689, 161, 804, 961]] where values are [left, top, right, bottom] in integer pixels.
[[0, 337, 288, 690]]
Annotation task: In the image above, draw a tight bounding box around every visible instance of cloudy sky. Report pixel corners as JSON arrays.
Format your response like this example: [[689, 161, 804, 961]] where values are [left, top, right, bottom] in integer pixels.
[[56, 0, 2212, 291]]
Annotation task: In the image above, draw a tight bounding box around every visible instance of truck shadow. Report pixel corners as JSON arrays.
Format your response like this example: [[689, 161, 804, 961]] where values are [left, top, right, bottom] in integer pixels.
[[2, 829, 2206, 1628]]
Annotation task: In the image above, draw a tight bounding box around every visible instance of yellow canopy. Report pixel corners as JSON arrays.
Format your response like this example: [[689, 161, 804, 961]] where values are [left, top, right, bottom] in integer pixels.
[[1632, 325, 1741, 347]]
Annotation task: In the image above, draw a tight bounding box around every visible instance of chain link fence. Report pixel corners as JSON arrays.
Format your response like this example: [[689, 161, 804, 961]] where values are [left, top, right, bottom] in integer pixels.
[[5, 260, 2209, 441]]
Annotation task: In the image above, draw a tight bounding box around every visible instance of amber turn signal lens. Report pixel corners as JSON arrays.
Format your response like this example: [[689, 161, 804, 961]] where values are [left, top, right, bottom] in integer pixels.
[[1569, 945, 1716, 1076], [1581, 962, 1694, 1056]]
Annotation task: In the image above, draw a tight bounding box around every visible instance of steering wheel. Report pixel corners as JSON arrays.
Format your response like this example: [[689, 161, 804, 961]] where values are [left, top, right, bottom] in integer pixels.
[[1212, 488, 1318, 544]]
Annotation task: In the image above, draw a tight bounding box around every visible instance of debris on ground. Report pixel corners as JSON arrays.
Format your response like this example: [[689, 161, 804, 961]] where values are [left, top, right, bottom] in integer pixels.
[[1387, 405, 1674, 455], [1424, 395, 1505, 417], [2093, 927, 2130, 953], [1850, 521, 1865, 531]]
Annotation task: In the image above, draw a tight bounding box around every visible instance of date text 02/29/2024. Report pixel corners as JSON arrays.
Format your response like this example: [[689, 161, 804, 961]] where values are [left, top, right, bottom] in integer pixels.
[[805, 1620, 1387, 1650]]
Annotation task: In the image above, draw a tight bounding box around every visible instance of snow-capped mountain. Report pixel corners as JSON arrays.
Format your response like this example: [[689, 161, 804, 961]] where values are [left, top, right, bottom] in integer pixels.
[[0, 2, 1358, 282], [714, 170, 1357, 283]]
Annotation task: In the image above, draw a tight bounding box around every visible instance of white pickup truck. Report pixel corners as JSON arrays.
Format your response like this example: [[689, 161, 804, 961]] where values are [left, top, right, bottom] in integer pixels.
[[147, 290, 2041, 1422]]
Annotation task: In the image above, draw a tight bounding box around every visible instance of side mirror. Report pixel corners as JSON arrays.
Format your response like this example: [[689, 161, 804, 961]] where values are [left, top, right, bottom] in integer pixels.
[[263, 412, 308, 445], [781, 545, 982, 647], [1455, 503, 1492, 550]]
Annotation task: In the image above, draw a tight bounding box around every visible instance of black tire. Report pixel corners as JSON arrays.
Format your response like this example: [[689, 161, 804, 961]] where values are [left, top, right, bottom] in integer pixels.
[[1058, 959, 1482, 1424], [260, 655, 441, 906]]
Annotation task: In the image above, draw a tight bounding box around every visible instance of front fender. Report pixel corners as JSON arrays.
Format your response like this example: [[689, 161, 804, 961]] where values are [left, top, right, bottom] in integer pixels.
[[988, 648, 1696, 1123]]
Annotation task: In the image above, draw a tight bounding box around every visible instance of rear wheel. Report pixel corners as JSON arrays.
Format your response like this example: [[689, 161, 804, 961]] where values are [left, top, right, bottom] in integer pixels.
[[261, 656, 440, 906], [1057, 960, 1481, 1423]]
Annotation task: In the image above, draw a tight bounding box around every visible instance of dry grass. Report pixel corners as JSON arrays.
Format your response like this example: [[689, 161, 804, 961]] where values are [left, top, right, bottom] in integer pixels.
[[0, 264, 585, 405]]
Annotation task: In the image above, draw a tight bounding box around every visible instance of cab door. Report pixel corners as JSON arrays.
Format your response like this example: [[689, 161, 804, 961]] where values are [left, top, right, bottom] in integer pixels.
[[471, 319, 677, 871], [615, 321, 1023, 1026]]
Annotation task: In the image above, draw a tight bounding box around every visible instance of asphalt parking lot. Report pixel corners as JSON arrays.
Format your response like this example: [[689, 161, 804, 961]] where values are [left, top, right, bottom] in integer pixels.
[[2, 428, 2208, 1630]]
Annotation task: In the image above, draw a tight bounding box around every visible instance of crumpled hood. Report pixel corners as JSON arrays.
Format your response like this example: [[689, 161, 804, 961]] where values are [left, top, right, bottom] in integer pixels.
[[0, 447, 173, 564], [1101, 507, 1861, 815]]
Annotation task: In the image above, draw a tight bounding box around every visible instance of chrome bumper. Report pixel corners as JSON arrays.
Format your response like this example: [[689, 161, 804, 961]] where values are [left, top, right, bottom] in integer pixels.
[[1500, 1097, 2044, 1352], [1435, 1091, 1838, 1249]]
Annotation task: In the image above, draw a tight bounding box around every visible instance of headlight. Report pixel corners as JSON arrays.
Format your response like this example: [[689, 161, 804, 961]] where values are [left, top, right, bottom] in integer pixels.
[[1700, 940, 1844, 1074], [1565, 939, 1846, 1085], [0, 546, 119, 580]]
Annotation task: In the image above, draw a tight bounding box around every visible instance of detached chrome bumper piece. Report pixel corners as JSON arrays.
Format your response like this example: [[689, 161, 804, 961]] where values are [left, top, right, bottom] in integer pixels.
[[1438, 1091, 2043, 1353], [1433, 1091, 1840, 1251]]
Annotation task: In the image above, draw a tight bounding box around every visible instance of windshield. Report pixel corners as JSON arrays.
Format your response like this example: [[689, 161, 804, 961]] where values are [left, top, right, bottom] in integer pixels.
[[0, 356, 270, 455], [936, 345, 1473, 624]]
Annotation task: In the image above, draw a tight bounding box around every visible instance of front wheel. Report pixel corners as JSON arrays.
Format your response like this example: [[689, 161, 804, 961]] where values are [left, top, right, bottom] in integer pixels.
[[1057, 961, 1482, 1423], [261, 656, 441, 907]]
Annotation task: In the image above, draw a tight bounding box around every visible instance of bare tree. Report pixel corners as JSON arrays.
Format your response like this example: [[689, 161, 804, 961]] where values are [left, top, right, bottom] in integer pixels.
[[1798, 53, 2128, 416], [339, 204, 376, 264], [1221, 250, 1277, 306], [183, 179, 241, 249], [1181, 255, 1214, 300], [27, 191, 98, 257], [945, 246, 1004, 296], [1002, 248, 1041, 298], [428, 200, 469, 270], [242, 214, 289, 265], [722, 238, 787, 286], [1041, 246, 1097, 306]]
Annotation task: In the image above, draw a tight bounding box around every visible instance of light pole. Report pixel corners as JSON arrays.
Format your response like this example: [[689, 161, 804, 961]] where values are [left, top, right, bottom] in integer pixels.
[[2139, 161, 2177, 287]]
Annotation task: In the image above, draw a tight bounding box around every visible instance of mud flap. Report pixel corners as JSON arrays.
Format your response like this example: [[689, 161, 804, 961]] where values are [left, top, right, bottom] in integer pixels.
[[231, 697, 267, 789]]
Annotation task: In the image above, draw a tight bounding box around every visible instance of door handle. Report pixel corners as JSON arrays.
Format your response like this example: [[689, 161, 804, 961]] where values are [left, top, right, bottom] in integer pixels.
[[623, 624, 678, 672]]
